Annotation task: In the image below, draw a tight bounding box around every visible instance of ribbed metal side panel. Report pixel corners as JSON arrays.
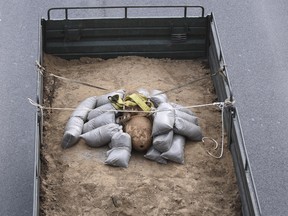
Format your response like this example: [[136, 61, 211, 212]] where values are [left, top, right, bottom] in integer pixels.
[[43, 18, 208, 59], [208, 14, 261, 216]]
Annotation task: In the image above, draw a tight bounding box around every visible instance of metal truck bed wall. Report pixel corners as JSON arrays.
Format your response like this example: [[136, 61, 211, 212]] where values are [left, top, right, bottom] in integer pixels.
[[34, 6, 261, 216], [42, 8, 208, 59]]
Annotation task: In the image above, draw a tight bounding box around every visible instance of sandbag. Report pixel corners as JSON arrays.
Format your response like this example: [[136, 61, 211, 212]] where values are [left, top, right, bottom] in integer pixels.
[[171, 103, 195, 116], [71, 96, 98, 121], [175, 109, 199, 125], [109, 131, 132, 150], [83, 112, 116, 133], [87, 103, 115, 121], [80, 123, 121, 147], [152, 103, 175, 136], [96, 89, 125, 107], [105, 147, 131, 168], [137, 88, 150, 98], [150, 90, 168, 107], [125, 116, 152, 151], [144, 146, 168, 164], [173, 117, 203, 141], [153, 130, 174, 153], [161, 134, 185, 164], [61, 116, 84, 149]]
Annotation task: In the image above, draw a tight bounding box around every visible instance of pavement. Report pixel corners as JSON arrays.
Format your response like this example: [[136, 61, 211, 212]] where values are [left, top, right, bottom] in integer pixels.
[[0, 1, 287, 215]]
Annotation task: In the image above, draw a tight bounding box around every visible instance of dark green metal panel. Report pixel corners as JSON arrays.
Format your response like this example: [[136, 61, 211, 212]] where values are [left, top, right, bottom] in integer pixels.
[[43, 17, 209, 59], [45, 18, 208, 29], [46, 39, 206, 53], [54, 51, 206, 60], [45, 27, 207, 39]]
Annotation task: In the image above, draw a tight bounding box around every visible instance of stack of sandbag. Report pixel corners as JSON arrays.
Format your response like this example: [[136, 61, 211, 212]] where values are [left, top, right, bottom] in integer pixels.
[[145, 91, 203, 164], [62, 88, 203, 167], [144, 146, 168, 164], [80, 123, 122, 147], [61, 90, 124, 149], [146, 134, 186, 164], [150, 89, 168, 107], [80, 90, 125, 150], [61, 96, 98, 149], [137, 88, 150, 98], [173, 104, 202, 141], [62, 90, 133, 167], [105, 131, 132, 168], [160, 134, 186, 164]]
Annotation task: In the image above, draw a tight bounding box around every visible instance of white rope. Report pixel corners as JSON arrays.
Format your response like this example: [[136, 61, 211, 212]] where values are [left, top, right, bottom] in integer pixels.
[[175, 102, 223, 109], [202, 137, 219, 150], [29, 97, 226, 159], [35, 60, 108, 90], [202, 103, 225, 159], [35, 60, 45, 75], [28, 98, 154, 113], [28, 98, 224, 114], [35, 60, 229, 159], [28, 98, 88, 111]]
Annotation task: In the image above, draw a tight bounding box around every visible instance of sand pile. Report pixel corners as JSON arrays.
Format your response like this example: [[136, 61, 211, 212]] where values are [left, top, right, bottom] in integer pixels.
[[40, 55, 241, 216]]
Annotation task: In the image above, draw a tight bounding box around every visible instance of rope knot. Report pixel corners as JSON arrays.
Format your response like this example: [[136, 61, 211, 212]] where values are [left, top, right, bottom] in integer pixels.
[[224, 98, 235, 108]]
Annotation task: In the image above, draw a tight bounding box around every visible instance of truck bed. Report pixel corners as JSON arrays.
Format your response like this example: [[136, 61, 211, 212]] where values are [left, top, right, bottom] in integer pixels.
[[34, 6, 261, 216], [41, 54, 240, 215]]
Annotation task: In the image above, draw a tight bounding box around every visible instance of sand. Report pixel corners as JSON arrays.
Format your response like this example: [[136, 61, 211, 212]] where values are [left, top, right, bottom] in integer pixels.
[[40, 55, 241, 216]]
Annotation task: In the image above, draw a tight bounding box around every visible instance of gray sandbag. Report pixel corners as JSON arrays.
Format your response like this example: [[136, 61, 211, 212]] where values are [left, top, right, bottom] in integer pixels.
[[153, 130, 174, 153], [161, 134, 185, 164], [152, 103, 175, 136], [171, 103, 195, 116], [151, 90, 168, 107], [144, 146, 168, 164], [80, 123, 121, 147], [87, 103, 115, 121], [109, 131, 132, 150], [71, 96, 98, 121], [61, 116, 84, 149], [83, 112, 116, 133], [137, 88, 150, 98], [96, 89, 125, 107], [173, 117, 203, 141], [175, 109, 199, 125], [105, 147, 131, 168]]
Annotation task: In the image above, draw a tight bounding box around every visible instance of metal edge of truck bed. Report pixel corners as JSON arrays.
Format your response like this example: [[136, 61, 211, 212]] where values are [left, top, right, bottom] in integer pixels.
[[33, 6, 261, 216], [33, 19, 43, 216], [208, 14, 261, 216]]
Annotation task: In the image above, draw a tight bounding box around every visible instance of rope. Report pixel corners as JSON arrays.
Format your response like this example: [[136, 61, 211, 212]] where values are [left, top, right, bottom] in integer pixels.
[[153, 76, 208, 96], [36, 59, 209, 95], [28, 98, 152, 113], [28, 98, 224, 113], [202, 103, 225, 159], [202, 137, 219, 150], [33, 60, 230, 159], [176, 102, 222, 109], [29, 97, 227, 159], [35, 60, 109, 91], [28, 98, 83, 111]]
